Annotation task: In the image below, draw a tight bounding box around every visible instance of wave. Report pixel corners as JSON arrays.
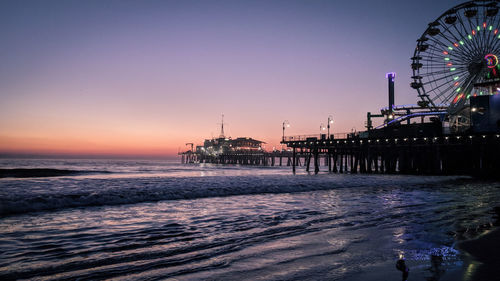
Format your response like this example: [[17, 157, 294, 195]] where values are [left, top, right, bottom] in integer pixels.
[[0, 168, 112, 178], [0, 174, 462, 217]]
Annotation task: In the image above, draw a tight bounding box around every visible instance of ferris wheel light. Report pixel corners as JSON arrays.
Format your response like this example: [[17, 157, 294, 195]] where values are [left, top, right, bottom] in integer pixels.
[[485, 54, 498, 68]]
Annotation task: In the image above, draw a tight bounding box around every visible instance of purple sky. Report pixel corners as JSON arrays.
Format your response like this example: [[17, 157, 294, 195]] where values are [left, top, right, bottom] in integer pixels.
[[0, 0, 462, 156]]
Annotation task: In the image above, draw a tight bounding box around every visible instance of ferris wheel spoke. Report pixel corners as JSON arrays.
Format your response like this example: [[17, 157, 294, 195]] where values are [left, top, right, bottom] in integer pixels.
[[473, 12, 487, 53], [422, 71, 466, 85], [430, 25, 463, 48], [471, 12, 485, 51], [434, 81, 465, 103], [428, 38, 475, 63], [488, 34, 500, 52], [426, 44, 471, 64], [431, 91, 454, 104], [420, 70, 460, 77], [441, 91, 460, 105], [442, 76, 476, 103], [488, 36, 500, 52], [442, 72, 477, 102], [438, 18, 478, 56], [487, 31, 500, 50], [420, 67, 467, 76], [428, 72, 467, 92], [483, 21, 496, 52], [420, 67, 467, 78], [481, 6, 491, 52], [426, 35, 455, 51], [456, 12, 483, 55]]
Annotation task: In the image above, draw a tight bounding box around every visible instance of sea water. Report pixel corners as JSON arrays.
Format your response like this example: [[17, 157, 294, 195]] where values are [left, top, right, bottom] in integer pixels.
[[0, 159, 499, 280]]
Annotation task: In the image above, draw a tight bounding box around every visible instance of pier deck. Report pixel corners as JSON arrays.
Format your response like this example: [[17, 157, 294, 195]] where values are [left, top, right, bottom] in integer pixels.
[[281, 133, 500, 176]]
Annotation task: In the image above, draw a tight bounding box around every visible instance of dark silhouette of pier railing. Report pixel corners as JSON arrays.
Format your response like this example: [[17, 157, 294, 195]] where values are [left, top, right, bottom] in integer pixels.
[[284, 133, 350, 141]]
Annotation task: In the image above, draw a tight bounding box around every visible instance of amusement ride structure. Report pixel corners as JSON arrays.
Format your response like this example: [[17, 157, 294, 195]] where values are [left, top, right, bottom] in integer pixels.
[[408, 0, 500, 132]]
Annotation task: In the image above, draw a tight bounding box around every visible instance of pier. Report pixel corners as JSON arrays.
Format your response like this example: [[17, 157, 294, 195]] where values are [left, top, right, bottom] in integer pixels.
[[180, 150, 295, 166], [281, 132, 500, 176]]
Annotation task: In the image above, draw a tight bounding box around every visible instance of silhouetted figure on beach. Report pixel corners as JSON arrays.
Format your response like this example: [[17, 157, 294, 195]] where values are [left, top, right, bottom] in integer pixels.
[[396, 258, 409, 281], [427, 254, 444, 281]]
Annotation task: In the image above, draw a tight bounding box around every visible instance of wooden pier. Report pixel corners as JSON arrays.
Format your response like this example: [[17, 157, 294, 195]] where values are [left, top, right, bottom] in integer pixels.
[[281, 133, 500, 176]]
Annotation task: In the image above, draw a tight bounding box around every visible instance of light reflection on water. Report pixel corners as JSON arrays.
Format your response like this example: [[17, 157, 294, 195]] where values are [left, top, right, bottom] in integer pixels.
[[0, 159, 499, 280]]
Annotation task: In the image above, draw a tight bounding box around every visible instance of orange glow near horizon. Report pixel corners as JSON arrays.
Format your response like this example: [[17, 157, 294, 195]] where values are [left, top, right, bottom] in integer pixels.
[[0, 135, 178, 157], [0, 0, 429, 158]]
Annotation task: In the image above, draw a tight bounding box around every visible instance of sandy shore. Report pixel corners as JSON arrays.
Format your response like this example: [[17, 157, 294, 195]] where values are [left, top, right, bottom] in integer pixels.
[[456, 227, 500, 281], [342, 228, 500, 281]]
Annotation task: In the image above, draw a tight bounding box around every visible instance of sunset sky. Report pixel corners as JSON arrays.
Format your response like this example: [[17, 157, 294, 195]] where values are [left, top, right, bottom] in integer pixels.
[[0, 0, 461, 158]]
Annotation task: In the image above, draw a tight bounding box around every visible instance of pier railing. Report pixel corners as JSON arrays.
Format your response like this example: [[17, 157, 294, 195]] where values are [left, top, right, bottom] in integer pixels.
[[284, 133, 350, 142]]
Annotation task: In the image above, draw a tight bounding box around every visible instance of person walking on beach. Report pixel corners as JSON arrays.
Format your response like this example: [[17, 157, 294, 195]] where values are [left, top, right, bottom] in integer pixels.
[[396, 258, 409, 281]]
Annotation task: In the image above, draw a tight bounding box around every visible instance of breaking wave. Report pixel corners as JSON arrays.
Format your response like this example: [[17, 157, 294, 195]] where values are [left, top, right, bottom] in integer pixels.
[[0, 168, 112, 178], [0, 174, 459, 216]]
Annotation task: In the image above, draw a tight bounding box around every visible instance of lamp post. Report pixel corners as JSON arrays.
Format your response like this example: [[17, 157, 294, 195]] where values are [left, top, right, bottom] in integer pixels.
[[320, 123, 326, 135], [327, 115, 333, 139], [282, 120, 290, 142]]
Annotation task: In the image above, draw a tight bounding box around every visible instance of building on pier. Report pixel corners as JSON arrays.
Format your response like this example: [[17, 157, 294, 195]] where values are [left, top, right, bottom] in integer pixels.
[[197, 137, 265, 157], [179, 115, 271, 164]]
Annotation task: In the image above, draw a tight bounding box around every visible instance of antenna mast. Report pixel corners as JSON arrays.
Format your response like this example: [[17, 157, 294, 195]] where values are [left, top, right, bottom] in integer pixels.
[[219, 114, 225, 138]]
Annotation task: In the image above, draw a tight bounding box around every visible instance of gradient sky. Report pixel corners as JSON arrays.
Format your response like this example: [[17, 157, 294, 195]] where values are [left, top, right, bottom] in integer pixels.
[[0, 0, 463, 157]]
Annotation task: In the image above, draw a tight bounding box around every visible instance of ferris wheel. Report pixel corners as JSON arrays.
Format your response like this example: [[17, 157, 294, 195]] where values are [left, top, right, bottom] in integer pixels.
[[411, 0, 500, 116]]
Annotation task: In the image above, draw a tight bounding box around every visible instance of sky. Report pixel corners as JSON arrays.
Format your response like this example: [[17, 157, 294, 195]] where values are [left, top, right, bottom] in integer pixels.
[[0, 0, 463, 158]]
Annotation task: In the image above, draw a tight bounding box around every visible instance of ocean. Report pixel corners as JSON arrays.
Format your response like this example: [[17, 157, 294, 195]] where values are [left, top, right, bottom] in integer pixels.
[[0, 159, 499, 280]]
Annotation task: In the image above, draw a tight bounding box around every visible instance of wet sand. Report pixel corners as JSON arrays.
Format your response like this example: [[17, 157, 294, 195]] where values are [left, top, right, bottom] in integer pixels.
[[346, 227, 500, 281], [458, 227, 500, 281]]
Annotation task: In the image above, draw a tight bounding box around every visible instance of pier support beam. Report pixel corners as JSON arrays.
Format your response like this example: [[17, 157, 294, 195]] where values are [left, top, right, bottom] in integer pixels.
[[314, 149, 319, 174], [328, 150, 332, 172]]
